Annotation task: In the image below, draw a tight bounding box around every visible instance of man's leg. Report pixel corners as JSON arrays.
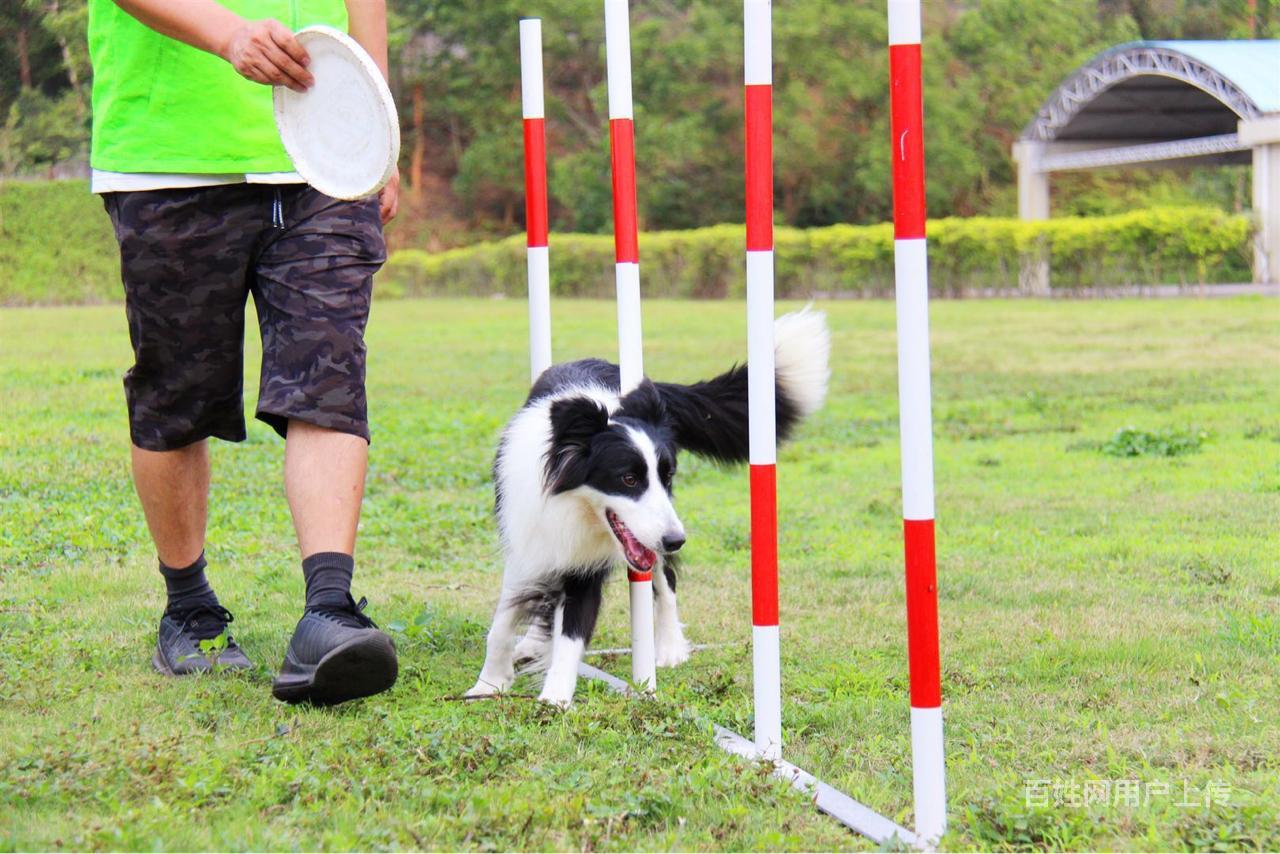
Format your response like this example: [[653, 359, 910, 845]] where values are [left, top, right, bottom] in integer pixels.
[[270, 421, 394, 705], [131, 442, 209, 568], [283, 421, 367, 557], [103, 186, 260, 676], [256, 187, 395, 705]]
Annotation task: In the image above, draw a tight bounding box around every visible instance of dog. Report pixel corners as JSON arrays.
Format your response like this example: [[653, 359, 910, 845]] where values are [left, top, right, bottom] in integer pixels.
[[466, 309, 830, 706]]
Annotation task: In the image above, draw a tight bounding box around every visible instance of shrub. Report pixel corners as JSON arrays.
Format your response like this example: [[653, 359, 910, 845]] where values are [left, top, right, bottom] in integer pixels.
[[0, 179, 119, 305], [0, 183, 1256, 305], [380, 207, 1254, 300], [1100, 427, 1208, 458]]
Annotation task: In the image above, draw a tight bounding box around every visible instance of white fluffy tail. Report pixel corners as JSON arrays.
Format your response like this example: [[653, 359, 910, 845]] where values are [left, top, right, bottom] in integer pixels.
[[774, 307, 830, 418]]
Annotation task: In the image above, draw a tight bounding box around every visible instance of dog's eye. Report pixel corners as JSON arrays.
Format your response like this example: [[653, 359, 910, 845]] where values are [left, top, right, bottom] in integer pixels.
[[621, 473, 639, 488]]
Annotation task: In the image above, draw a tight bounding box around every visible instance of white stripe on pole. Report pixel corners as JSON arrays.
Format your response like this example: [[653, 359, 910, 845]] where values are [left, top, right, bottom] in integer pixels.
[[752, 624, 782, 759], [527, 246, 552, 379], [519, 19, 545, 119], [893, 238, 935, 521], [629, 577, 656, 692], [744, 0, 772, 85], [910, 706, 947, 845], [746, 251, 777, 465], [887, 0, 923, 45], [604, 0, 634, 119], [615, 262, 644, 393]]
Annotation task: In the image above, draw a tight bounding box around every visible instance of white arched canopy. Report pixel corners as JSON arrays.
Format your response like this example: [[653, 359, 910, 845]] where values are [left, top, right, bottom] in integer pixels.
[[1014, 40, 1280, 288]]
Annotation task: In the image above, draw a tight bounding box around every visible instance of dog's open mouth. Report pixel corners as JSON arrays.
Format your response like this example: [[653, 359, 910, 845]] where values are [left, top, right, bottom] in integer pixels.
[[606, 510, 657, 573]]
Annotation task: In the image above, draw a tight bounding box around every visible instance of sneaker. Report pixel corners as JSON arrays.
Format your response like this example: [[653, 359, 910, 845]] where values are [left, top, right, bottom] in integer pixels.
[[153, 603, 253, 675], [271, 595, 398, 706]]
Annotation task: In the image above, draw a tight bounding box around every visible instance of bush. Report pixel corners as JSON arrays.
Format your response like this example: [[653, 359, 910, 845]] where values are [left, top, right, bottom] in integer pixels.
[[1100, 426, 1208, 458], [0, 184, 1256, 305], [0, 179, 118, 305], [381, 207, 1254, 300]]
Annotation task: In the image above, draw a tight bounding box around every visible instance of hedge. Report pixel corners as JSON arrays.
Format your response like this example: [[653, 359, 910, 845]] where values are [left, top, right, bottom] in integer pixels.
[[0, 182, 1256, 305], [0, 180, 120, 305], [381, 207, 1254, 299]]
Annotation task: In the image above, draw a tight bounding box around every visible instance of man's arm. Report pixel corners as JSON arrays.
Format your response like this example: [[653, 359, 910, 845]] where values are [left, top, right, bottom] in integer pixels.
[[113, 0, 314, 91], [345, 0, 398, 223]]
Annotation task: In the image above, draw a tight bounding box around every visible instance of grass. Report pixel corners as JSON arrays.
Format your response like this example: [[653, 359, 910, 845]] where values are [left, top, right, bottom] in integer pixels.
[[1, 297, 1277, 851]]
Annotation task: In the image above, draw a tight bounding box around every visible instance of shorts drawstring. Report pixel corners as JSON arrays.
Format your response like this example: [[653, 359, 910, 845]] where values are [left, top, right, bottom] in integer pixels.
[[271, 188, 285, 230]]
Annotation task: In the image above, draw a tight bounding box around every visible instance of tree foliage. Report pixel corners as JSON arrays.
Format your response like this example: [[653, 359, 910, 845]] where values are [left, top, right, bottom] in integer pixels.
[[1, 0, 1276, 234]]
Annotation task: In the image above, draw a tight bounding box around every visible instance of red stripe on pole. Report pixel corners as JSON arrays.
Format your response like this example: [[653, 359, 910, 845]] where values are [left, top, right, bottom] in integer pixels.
[[750, 463, 779, 627], [889, 43, 926, 240], [904, 518, 941, 707], [744, 84, 773, 251], [523, 118, 549, 248], [610, 118, 640, 263], [628, 569, 653, 583]]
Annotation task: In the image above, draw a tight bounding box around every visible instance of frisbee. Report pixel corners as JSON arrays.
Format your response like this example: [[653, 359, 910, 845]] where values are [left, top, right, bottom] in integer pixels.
[[272, 26, 400, 200]]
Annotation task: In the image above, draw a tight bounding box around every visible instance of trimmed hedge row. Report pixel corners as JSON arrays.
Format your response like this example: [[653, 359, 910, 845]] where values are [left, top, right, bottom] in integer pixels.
[[0, 183, 1255, 305], [0, 180, 120, 305], [381, 207, 1254, 299]]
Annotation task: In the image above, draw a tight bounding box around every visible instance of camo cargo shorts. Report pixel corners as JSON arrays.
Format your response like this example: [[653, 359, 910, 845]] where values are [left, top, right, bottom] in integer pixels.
[[102, 184, 385, 451]]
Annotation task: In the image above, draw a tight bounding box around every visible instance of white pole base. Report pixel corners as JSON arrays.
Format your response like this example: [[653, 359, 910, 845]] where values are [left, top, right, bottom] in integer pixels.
[[910, 705, 947, 845], [629, 578, 656, 691], [751, 624, 782, 759]]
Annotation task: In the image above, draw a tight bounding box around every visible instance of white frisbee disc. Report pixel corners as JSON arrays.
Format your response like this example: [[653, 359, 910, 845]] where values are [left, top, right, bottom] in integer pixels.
[[272, 26, 400, 200]]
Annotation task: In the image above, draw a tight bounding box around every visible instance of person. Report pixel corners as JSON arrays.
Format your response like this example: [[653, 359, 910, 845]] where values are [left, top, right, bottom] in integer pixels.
[[88, 0, 401, 705]]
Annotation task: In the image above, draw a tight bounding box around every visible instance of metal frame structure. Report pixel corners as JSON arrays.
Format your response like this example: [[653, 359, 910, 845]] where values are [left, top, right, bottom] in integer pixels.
[[1023, 43, 1261, 143]]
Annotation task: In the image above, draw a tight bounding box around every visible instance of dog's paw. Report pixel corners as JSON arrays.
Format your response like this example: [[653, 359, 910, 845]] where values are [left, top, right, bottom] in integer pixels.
[[536, 688, 574, 709], [513, 634, 549, 666], [655, 633, 692, 668], [464, 678, 507, 698]]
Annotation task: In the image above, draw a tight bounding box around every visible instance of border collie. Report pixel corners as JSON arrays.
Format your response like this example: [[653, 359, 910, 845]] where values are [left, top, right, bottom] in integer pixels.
[[467, 309, 830, 706]]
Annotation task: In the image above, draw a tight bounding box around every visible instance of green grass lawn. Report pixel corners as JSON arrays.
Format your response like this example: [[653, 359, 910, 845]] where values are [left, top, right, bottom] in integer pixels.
[[1, 297, 1277, 851]]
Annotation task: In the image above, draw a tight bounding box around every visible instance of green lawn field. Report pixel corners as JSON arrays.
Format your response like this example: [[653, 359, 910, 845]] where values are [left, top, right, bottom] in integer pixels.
[[1, 298, 1277, 851]]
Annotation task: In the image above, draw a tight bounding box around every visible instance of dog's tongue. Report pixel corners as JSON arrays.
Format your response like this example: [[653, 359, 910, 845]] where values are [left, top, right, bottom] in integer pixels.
[[608, 512, 656, 572], [622, 532, 656, 572]]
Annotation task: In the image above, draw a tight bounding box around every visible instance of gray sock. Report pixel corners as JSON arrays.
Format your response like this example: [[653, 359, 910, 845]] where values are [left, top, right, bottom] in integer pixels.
[[302, 552, 354, 610], [159, 552, 219, 615]]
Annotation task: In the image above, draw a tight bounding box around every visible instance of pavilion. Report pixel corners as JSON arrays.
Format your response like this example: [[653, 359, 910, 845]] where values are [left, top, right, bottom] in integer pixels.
[[1013, 40, 1280, 289]]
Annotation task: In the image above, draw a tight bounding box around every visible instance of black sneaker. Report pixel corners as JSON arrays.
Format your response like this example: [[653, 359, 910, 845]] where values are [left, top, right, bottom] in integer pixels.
[[153, 603, 253, 675], [271, 595, 398, 706]]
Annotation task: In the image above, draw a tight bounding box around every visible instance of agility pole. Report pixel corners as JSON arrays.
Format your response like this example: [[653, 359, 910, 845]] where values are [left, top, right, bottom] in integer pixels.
[[743, 0, 782, 762], [603, 0, 657, 693], [520, 18, 552, 381], [889, 0, 946, 843]]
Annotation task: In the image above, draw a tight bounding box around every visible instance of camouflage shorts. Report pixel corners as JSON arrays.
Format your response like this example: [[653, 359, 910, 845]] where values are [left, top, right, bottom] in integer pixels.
[[103, 184, 385, 451]]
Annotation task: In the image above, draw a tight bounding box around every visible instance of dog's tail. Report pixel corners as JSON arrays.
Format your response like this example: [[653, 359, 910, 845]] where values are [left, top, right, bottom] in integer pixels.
[[649, 308, 830, 463]]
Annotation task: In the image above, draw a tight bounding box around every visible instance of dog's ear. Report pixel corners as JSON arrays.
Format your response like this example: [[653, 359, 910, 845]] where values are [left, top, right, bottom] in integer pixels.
[[617, 379, 667, 426], [545, 396, 610, 493]]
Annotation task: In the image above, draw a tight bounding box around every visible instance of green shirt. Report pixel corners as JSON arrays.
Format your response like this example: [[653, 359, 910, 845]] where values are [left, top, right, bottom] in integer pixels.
[[88, 0, 348, 173]]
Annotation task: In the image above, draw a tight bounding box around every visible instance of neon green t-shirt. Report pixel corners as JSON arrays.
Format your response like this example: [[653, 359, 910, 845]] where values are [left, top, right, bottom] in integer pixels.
[[88, 0, 348, 173]]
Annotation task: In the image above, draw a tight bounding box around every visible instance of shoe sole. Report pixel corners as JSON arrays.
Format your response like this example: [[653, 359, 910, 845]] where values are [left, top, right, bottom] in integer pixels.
[[152, 646, 177, 676], [271, 633, 398, 706]]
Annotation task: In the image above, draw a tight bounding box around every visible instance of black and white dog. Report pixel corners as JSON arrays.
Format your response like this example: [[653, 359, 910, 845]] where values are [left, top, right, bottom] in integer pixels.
[[467, 309, 830, 706]]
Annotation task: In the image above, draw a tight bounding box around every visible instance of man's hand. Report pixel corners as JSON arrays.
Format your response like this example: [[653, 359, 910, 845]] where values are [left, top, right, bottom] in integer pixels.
[[379, 168, 400, 224], [219, 20, 314, 92]]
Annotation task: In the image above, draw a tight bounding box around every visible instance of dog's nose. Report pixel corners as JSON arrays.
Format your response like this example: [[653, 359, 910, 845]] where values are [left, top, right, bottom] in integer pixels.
[[662, 534, 686, 553]]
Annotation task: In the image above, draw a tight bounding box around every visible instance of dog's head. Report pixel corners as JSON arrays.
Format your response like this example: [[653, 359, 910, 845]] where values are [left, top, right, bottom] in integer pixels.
[[544, 382, 685, 574]]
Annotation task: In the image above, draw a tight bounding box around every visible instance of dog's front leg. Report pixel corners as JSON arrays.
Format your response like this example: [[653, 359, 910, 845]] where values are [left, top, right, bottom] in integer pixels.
[[538, 571, 605, 707], [467, 596, 523, 697], [653, 559, 691, 667]]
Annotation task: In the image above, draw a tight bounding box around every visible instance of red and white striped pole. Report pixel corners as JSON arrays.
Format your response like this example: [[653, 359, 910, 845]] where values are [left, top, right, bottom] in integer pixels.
[[604, 0, 656, 692], [887, 0, 946, 843], [521, 18, 552, 381], [744, 0, 781, 761]]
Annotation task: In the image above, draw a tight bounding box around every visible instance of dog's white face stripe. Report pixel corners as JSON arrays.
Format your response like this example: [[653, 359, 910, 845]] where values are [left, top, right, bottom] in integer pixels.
[[609, 426, 684, 551]]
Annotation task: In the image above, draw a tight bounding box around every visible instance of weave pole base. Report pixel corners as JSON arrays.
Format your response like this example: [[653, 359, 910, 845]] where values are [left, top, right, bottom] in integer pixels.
[[576, 662, 922, 849]]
